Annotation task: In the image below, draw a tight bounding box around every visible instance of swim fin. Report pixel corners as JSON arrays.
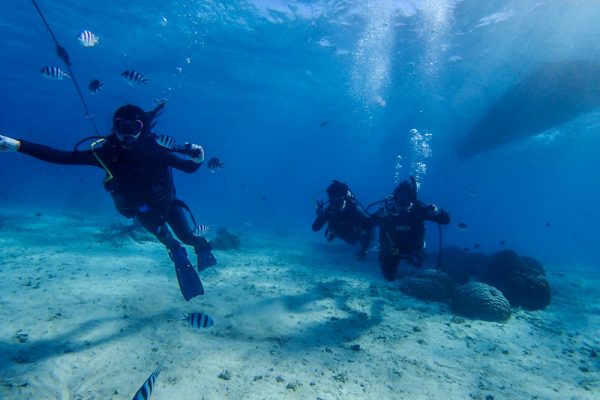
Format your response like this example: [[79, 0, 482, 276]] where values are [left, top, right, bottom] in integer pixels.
[[197, 250, 217, 272], [195, 237, 217, 272], [169, 246, 204, 301]]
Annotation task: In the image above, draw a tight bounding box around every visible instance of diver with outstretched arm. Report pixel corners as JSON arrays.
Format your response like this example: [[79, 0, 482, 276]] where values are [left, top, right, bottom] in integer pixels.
[[369, 177, 450, 281], [0, 104, 216, 301]]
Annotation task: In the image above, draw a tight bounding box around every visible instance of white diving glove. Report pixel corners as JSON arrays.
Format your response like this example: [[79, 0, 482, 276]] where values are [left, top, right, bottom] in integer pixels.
[[0, 134, 20, 152], [184, 143, 205, 164]]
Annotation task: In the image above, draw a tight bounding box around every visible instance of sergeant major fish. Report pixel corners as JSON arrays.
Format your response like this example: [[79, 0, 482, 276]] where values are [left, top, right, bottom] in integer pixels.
[[78, 30, 99, 47], [193, 224, 211, 237], [131, 359, 165, 400], [207, 157, 225, 173], [183, 312, 214, 330], [121, 70, 149, 86], [41, 66, 69, 80], [88, 79, 103, 94], [455, 222, 468, 230]]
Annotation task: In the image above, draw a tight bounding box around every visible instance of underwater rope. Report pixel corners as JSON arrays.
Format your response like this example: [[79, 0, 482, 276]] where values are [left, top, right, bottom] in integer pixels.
[[437, 223, 443, 271], [31, 0, 100, 136], [90, 138, 112, 182]]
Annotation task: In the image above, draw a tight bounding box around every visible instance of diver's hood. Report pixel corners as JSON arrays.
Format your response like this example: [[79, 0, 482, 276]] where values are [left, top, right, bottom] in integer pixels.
[[393, 179, 417, 203], [113, 104, 148, 125], [327, 180, 351, 198]]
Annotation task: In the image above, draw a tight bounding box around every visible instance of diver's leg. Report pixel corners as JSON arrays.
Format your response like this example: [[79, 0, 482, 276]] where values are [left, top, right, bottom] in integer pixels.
[[167, 201, 217, 272], [135, 210, 179, 250], [136, 210, 204, 300], [379, 251, 400, 281], [378, 229, 400, 281], [357, 227, 373, 259]]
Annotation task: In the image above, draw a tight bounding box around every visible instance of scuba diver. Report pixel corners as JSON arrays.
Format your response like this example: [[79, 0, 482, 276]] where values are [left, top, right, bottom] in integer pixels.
[[0, 103, 216, 301], [312, 180, 373, 259], [370, 177, 450, 281]]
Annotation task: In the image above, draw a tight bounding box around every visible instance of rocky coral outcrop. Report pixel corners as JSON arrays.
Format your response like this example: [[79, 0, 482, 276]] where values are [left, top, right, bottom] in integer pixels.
[[482, 251, 550, 310], [210, 228, 241, 250], [452, 282, 511, 322], [429, 246, 491, 284]]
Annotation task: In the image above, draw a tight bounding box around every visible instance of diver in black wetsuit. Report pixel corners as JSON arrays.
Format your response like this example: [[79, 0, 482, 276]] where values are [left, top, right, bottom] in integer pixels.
[[371, 177, 450, 281], [312, 180, 373, 259], [0, 104, 216, 301]]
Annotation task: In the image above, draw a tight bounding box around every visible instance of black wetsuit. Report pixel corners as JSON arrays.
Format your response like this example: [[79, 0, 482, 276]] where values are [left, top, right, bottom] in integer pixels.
[[18, 133, 211, 254], [312, 200, 373, 256], [374, 200, 450, 281]]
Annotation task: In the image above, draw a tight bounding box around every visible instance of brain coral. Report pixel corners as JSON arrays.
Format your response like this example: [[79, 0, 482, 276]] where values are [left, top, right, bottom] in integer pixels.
[[452, 282, 511, 322]]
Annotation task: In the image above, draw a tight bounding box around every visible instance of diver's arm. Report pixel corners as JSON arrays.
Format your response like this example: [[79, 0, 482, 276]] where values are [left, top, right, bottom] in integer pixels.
[[312, 201, 328, 231], [352, 202, 369, 219], [168, 152, 202, 173], [166, 143, 204, 173], [350, 203, 374, 230], [0, 134, 20, 151], [415, 202, 450, 225], [17, 140, 98, 166], [312, 215, 327, 231], [363, 206, 384, 229]]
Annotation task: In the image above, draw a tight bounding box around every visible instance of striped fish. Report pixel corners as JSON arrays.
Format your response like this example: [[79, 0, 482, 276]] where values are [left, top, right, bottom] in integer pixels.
[[121, 70, 149, 86], [207, 157, 225, 173], [131, 359, 165, 400], [78, 30, 99, 47], [193, 224, 211, 237], [88, 79, 103, 94], [183, 312, 215, 330], [40, 66, 69, 80]]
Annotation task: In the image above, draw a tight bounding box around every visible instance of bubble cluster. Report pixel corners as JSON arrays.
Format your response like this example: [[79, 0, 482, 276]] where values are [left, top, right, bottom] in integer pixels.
[[420, 0, 453, 80], [394, 128, 433, 190], [350, 2, 395, 111], [394, 155, 404, 183]]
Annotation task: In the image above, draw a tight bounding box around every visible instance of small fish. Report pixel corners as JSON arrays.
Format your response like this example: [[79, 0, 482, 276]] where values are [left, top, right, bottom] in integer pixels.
[[40, 66, 69, 80], [183, 312, 215, 330], [121, 70, 149, 86], [546, 221, 551, 228], [500, 240, 506, 246], [78, 30, 99, 47], [473, 243, 481, 249], [455, 222, 468, 230], [88, 79, 103, 94], [320, 121, 328, 128], [131, 359, 165, 400], [156, 134, 176, 150], [154, 97, 167, 105], [463, 247, 470, 253], [193, 224, 211, 237], [468, 189, 476, 196], [207, 157, 225, 172]]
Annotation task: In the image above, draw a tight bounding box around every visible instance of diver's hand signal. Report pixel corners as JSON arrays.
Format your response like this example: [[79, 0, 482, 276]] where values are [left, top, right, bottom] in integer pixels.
[[156, 134, 176, 150], [316, 200, 325, 215], [0, 135, 20, 152]]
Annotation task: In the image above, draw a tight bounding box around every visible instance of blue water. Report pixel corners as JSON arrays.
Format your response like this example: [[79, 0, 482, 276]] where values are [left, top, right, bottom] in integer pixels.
[[1, 0, 600, 265]]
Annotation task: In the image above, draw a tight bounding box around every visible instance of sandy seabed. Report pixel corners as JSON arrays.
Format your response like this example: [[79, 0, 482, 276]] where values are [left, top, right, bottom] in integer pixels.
[[0, 209, 598, 400]]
